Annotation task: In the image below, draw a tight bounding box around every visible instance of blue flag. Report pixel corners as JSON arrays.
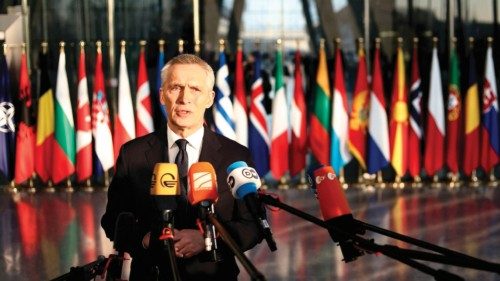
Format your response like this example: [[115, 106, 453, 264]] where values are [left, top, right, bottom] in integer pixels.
[[0, 54, 15, 180], [213, 50, 236, 139], [156, 46, 167, 119], [248, 51, 270, 177]]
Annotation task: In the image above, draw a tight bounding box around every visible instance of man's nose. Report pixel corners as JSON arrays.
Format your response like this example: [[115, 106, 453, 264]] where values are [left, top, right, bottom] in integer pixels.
[[177, 88, 190, 103]]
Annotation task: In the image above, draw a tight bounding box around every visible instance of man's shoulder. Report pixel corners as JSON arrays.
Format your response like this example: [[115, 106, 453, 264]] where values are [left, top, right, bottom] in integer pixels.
[[121, 131, 160, 153], [209, 130, 249, 153]]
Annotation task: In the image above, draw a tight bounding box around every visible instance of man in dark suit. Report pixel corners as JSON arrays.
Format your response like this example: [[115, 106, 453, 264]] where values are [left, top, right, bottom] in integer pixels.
[[101, 54, 263, 281]]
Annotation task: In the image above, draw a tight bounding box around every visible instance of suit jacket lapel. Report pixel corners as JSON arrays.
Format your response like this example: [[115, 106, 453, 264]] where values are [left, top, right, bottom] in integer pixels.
[[145, 126, 168, 170], [199, 127, 222, 170]]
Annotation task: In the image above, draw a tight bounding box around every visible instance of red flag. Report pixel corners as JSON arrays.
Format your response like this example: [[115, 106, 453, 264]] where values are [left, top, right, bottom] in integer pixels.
[[135, 43, 154, 137], [408, 41, 423, 177], [289, 50, 307, 177], [76, 43, 93, 182], [233, 43, 248, 147], [14, 51, 35, 184], [114, 44, 135, 161], [423, 44, 445, 177]]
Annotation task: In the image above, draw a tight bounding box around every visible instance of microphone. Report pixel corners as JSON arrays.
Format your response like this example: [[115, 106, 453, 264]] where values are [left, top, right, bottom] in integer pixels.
[[226, 161, 277, 252], [109, 212, 135, 281], [150, 163, 182, 281], [310, 165, 364, 262], [187, 162, 221, 261]]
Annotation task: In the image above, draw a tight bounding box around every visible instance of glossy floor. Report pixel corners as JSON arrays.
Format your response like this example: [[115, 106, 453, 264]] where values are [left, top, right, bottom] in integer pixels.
[[0, 184, 499, 281]]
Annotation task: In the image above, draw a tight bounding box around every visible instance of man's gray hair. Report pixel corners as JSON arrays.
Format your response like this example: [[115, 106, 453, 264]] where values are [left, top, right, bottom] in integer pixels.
[[160, 54, 215, 89]]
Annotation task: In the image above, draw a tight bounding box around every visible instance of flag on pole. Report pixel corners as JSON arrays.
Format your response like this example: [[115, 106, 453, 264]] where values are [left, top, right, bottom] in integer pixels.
[[408, 39, 423, 178], [270, 41, 289, 179], [233, 41, 248, 147], [446, 40, 462, 174], [389, 40, 409, 177], [76, 42, 92, 183], [113, 42, 135, 162], [135, 41, 154, 137], [463, 43, 480, 176], [331, 41, 352, 174], [480, 39, 499, 173], [249, 51, 270, 177], [423, 41, 445, 177], [310, 39, 331, 165], [35, 46, 54, 183], [156, 40, 167, 119], [52, 43, 76, 184], [289, 50, 307, 177], [348, 39, 369, 170], [0, 52, 15, 180], [213, 44, 236, 140], [92, 42, 114, 173], [14, 49, 35, 184], [367, 39, 390, 174]]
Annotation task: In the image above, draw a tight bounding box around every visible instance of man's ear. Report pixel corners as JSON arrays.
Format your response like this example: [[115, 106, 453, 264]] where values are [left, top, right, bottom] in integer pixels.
[[159, 88, 165, 105], [206, 90, 215, 108]]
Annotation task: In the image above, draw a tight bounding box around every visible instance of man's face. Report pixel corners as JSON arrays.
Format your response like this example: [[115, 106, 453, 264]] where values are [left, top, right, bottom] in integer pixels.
[[160, 64, 214, 136]]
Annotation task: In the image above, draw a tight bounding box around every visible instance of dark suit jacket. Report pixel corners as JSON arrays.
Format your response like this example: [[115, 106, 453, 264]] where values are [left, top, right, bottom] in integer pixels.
[[101, 126, 263, 281]]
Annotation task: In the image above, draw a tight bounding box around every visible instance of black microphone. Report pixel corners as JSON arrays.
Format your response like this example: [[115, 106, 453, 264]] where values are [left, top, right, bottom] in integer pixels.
[[187, 162, 221, 262], [109, 212, 135, 280], [308, 165, 364, 262], [226, 161, 277, 252]]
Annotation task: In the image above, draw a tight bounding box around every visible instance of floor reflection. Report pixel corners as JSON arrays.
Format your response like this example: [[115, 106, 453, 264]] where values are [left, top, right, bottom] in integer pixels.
[[0, 185, 499, 281]]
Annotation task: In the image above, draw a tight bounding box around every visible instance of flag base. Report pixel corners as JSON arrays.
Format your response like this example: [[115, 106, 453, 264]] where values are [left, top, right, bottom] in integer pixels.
[[82, 179, 94, 192], [470, 170, 481, 187], [488, 172, 499, 187], [411, 175, 423, 188], [392, 176, 405, 189], [295, 171, 309, 190], [431, 174, 443, 188], [278, 176, 289, 190]]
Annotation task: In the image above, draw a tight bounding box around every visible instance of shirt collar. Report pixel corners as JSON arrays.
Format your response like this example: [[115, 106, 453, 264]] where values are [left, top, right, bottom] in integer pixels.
[[166, 125, 204, 151]]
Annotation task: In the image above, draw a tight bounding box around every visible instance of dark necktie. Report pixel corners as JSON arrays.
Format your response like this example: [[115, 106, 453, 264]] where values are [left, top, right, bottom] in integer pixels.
[[175, 139, 188, 192]]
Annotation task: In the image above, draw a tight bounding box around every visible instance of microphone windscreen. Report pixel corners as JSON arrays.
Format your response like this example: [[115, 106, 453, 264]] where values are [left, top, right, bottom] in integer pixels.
[[314, 166, 352, 221], [150, 163, 180, 196], [226, 161, 261, 199], [113, 212, 135, 253], [187, 162, 218, 205]]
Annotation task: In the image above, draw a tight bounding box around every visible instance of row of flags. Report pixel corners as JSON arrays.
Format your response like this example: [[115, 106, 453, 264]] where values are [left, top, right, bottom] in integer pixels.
[[1, 37, 499, 187], [213, 37, 499, 181], [0, 41, 156, 186]]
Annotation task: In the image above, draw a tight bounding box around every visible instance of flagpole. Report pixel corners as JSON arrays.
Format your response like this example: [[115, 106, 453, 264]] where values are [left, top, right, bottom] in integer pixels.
[[27, 174, 35, 194], [376, 171, 386, 188], [193, 0, 200, 52], [178, 39, 185, 54], [470, 169, 480, 187], [296, 170, 309, 190], [83, 178, 93, 193], [8, 180, 17, 194]]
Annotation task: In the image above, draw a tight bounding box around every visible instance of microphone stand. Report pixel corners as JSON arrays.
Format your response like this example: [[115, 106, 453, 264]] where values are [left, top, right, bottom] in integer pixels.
[[207, 213, 267, 281], [158, 210, 182, 281], [258, 193, 500, 281], [50, 255, 107, 281]]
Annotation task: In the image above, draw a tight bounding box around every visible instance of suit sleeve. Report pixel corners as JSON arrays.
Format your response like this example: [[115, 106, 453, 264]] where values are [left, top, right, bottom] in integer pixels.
[[101, 146, 149, 257]]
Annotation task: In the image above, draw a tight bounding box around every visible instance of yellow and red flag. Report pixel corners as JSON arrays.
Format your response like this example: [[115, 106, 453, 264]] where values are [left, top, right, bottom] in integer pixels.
[[389, 41, 409, 177]]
